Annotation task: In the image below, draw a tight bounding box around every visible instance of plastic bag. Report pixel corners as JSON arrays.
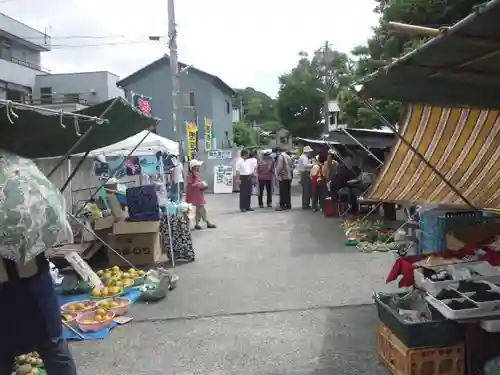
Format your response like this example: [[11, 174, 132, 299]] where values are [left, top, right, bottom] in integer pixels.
[[139, 268, 172, 302], [0, 151, 73, 263]]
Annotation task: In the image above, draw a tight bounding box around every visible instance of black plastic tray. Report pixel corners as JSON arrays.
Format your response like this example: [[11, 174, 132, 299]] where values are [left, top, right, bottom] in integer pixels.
[[375, 293, 464, 348]]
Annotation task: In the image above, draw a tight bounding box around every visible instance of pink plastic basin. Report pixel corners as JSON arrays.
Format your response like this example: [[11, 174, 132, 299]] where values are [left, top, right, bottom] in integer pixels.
[[98, 297, 132, 316], [76, 310, 115, 332], [60, 300, 97, 314]]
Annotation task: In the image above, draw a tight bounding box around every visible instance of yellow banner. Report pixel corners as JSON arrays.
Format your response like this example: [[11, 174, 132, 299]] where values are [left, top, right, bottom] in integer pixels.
[[186, 122, 198, 160], [204, 117, 213, 151]]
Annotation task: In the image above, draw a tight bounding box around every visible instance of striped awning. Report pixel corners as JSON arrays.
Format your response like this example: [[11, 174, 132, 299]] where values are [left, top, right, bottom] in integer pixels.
[[368, 104, 500, 208]]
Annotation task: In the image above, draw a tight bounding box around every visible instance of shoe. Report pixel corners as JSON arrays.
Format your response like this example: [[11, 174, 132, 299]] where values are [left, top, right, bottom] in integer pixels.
[[240, 209, 247, 212], [267, 204, 273, 208], [275, 206, 285, 211], [207, 223, 217, 229], [194, 225, 203, 230], [247, 208, 255, 211], [259, 204, 264, 208], [302, 206, 311, 210]]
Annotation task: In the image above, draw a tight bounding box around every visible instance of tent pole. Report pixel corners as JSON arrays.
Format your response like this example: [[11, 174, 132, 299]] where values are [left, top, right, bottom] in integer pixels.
[[60, 150, 90, 192], [341, 128, 384, 165], [47, 98, 120, 178], [354, 94, 477, 210]]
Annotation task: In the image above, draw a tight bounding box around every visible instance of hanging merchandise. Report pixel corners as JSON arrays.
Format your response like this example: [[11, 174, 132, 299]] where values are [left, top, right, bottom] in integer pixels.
[[125, 156, 141, 176], [204, 117, 213, 151], [94, 160, 110, 180], [186, 121, 198, 160], [107, 157, 126, 179], [139, 155, 160, 175]]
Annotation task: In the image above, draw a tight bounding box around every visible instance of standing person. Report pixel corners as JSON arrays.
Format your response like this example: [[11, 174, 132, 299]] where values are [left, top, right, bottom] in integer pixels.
[[247, 150, 258, 197], [311, 154, 327, 211], [297, 146, 313, 209], [274, 147, 293, 211], [0, 254, 78, 375], [257, 151, 273, 208], [186, 159, 216, 229], [235, 149, 254, 212]]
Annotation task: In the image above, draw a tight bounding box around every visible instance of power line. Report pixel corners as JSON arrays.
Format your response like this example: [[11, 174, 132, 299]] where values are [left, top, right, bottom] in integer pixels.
[[12, 34, 166, 40], [49, 40, 161, 49]]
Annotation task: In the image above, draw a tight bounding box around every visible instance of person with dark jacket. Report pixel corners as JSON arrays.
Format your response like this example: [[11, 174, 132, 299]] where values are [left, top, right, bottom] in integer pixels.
[[0, 255, 78, 374]]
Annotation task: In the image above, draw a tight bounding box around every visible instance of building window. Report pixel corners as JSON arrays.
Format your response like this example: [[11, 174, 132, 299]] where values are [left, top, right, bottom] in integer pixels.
[[63, 93, 80, 103], [225, 100, 230, 114], [40, 87, 52, 104]]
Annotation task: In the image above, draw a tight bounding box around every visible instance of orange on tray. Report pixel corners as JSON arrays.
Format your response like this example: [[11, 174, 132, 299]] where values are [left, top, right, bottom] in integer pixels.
[[90, 286, 124, 299], [97, 297, 132, 316], [60, 300, 97, 314], [76, 309, 115, 332]]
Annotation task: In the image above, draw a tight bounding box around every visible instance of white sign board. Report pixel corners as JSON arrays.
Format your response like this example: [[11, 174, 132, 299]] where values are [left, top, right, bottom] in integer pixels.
[[64, 251, 103, 288], [213, 165, 234, 194], [207, 150, 232, 160]]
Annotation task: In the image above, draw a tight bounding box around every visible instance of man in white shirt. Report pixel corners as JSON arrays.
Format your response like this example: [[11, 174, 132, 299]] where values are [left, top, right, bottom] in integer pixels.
[[297, 145, 313, 209], [235, 149, 254, 212]]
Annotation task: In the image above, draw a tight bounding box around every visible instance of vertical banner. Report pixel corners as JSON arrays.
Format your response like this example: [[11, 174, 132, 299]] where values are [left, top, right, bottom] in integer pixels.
[[204, 117, 213, 151], [186, 121, 198, 160]]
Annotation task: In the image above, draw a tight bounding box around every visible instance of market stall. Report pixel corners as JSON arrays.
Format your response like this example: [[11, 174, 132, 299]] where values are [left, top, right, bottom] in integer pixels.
[[0, 97, 181, 374], [355, 0, 500, 373]]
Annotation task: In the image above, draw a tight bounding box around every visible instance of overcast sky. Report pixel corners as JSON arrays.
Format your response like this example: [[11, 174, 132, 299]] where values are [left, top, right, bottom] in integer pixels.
[[3, 0, 378, 97]]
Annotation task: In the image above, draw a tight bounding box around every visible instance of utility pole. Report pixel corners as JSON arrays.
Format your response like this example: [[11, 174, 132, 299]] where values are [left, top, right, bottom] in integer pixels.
[[168, 0, 182, 153], [323, 40, 331, 135]]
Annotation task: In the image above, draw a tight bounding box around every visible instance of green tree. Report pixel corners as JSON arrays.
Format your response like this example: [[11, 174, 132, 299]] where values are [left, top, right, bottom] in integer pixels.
[[337, 0, 486, 128], [232, 122, 256, 147], [232, 87, 278, 125], [275, 49, 350, 138]]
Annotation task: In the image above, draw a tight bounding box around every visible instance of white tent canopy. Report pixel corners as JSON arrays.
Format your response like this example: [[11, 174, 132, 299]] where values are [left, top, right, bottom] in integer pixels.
[[87, 130, 179, 157]]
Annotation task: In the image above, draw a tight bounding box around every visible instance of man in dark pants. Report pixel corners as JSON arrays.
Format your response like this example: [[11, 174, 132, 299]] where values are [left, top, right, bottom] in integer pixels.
[[0, 254, 78, 374], [257, 151, 273, 208], [236, 149, 254, 212], [275, 148, 293, 211]]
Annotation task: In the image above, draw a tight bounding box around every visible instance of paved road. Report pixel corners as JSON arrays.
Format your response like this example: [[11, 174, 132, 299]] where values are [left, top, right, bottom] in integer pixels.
[[72, 193, 396, 375]]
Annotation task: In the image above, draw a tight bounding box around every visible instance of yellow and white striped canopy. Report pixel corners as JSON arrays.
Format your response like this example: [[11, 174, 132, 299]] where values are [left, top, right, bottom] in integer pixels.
[[368, 104, 500, 208]]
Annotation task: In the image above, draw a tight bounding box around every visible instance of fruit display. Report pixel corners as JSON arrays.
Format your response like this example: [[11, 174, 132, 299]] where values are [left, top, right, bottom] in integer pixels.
[[96, 266, 146, 288], [90, 285, 123, 299], [97, 297, 132, 316], [13, 352, 44, 375], [76, 309, 115, 332], [60, 300, 96, 314], [79, 308, 113, 325]]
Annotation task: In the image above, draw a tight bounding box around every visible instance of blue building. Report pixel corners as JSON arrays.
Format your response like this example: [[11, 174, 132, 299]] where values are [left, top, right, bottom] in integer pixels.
[[116, 56, 236, 150]]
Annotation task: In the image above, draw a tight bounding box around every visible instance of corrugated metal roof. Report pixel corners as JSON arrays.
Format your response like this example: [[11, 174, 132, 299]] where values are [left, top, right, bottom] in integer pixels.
[[328, 100, 340, 112]]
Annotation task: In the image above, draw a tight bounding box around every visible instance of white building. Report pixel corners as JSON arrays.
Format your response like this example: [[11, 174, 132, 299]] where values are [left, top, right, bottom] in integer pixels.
[[0, 13, 123, 112]]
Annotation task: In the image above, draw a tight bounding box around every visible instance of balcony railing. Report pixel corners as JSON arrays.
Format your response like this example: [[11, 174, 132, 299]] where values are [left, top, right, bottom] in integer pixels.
[[28, 93, 99, 106], [0, 54, 50, 73]]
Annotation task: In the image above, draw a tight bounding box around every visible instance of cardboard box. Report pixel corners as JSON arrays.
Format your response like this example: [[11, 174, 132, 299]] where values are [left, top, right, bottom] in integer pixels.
[[94, 216, 115, 231], [107, 221, 162, 266]]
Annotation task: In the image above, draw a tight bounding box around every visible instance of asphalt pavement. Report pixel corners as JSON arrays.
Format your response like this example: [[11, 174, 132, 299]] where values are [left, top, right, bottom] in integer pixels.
[[72, 191, 396, 375]]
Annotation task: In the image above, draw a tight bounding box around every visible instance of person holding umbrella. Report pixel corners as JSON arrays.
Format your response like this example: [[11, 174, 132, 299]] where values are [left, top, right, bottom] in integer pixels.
[[0, 152, 77, 374]]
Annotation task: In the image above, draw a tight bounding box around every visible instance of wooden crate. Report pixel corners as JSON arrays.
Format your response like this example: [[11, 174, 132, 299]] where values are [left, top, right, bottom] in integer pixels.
[[378, 324, 464, 375]]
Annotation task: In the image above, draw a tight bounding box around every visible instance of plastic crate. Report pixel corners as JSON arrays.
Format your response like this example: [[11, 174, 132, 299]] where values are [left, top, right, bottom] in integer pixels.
[[375, 293, 463, 348], [378, 324, 465, 375], [419, 210, 484, 254]]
